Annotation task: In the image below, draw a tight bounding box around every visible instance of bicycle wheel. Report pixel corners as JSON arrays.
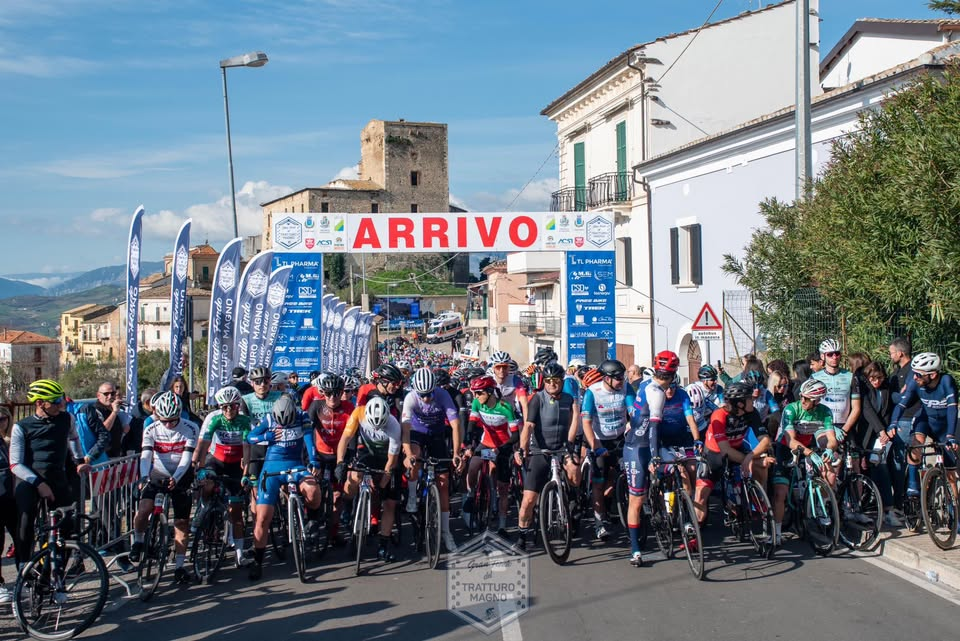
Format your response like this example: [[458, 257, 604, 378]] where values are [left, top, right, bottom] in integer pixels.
[[677, 490, 704, 580], [743, 480, 776, 559], [424, 484, 442, 569], [838, 474, 882, 551], [137, 513, 167, 602], [615, 473, 629, 530], [647, 483, 673, 558], [352, 491, 370, 576], [473, 472, 491, 535], [270, 505, 288, 561], [290, 499, 308, 583], [14, 540, 110, 641], [921, 468, 958, 550], [539, 480, 571, 565], [192, 508, 228, 584], [803, 478, 839, 556]]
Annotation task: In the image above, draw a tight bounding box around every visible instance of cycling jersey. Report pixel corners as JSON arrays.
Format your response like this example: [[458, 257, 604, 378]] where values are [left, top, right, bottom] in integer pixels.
[[811, 368, 859, 425], [628, 379, 665, 451], [140, 418, 199, 481], [581, 381, 635, 440], [891, 374, 958, 438], [705, 408, 767, 453], [200, 411, 251, 464], [247, 412, 319, 468], [242, 391, 281, 464], [562, 375, 580, 400], [343, 405, 402, 459], [469, 398, 519, 449], [356, 383, 403, 418], [753, 389, 781, 424], [777, 401, 834, 447], [300, 385, 322, 411], [525, 390, 576, 453], [401, 388, 459, 435], [632, 382, 693, 454], [308, 399, 355, 456], [493, 373, 528, 417], [9, 413, 81, 486], [691, 394, 721, 433]]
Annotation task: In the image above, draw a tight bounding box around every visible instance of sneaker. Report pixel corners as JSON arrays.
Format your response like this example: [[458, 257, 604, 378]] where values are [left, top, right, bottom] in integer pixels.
[[883, 512, 903, 528], [129, 541, 144, 563], [174, 567, 191, 585], [0, 584, 11, 604], [906, 486, 920, 498], [629, 551, 643, 567], [442, 532, 458, 552], [595, 523, 610, 541], [683, 522, 696, 538], [817, 516, 832, 528], [377, 546, 396, 563], [847, 511, 874, 526], [248, 562, 262, 581], [236, 553, 253, 568], [304, 520, 321, 542], [405, 495, 418, 513]]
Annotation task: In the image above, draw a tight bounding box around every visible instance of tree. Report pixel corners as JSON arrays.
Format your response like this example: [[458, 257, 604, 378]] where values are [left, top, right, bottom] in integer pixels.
[[929, 1, 960, 14]]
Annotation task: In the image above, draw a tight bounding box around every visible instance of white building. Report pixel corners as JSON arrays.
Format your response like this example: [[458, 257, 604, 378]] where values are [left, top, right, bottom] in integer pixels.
[[121, 285, 211, 352], [535, 0, 816, 367], [635, 27, 959, 381]]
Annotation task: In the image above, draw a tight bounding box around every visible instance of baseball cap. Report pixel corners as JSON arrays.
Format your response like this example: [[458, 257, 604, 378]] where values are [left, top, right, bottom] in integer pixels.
[[231, 366, 247, 380]]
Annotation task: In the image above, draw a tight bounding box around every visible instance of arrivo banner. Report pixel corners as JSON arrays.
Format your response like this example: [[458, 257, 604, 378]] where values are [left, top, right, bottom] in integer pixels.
[[270, 211, 616, 254]]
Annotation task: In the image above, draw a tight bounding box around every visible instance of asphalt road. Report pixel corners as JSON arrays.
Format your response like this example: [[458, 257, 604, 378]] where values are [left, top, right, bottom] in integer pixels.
[[0, 515, 953, 641]]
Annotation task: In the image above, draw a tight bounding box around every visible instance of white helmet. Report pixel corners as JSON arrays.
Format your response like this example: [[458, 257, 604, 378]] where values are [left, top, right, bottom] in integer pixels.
[[214, 386, 242, 406], [412, 367, 436, 395], [641, 367, 655, 382], [153, 391, 182, 420], [819, 338, 841, 356], [686, 382, 706, 408], [396, 360, 412, 373], [490, 351, 511, 364], [366, 396, 390, 428], [569, 358, 586, 369], [911, 352, 942, 374]]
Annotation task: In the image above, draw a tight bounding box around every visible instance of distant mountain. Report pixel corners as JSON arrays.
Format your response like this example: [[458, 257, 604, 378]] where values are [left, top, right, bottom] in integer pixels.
[[2, 271, 82, 290], [48, 261, 164, 296], [0, 278, 46, 299], [0, 285, 124, 337]]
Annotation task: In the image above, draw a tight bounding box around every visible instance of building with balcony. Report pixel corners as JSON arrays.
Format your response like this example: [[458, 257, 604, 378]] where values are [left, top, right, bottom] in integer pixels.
[[59, 303, 117, 367], [0, 327, 60, 399], [539, 0, 811, 368], [162, 243, 221, 290], [131, 285, 211, 351]]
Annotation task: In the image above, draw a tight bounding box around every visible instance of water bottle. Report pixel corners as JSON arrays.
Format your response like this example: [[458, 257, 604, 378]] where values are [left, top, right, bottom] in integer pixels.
[[664, 490, 676, 513]]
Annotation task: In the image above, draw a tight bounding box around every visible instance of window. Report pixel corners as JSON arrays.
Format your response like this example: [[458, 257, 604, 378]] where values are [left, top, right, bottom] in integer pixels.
[[35, 367, 42, 379], [202, 329, 208, 339], [300, 204, 304, 212], [615, 237, 633, 287], [155, 307, 160, 322], [574, 142, 586, 211], [411, 170, 420, 186], [156, 330, 161, 340], [669, 222, 703, 287], [202, 266, 209, 282], [615, 121, 628, 200], [321, 202, 329, 213], [33, 347, 41, 362], [410, 204, 419, 213], [371, 203, 379, 213]]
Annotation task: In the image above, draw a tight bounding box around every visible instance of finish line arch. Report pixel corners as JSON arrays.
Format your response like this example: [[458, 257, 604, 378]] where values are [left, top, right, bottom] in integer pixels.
[[269, 211, 616, 374]]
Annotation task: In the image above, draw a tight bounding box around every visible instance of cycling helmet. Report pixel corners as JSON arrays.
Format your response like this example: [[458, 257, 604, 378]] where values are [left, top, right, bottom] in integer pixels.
[[686, 382, 706, 408], [270, 371, 288, 386], [411, 367, 436, 395], [743, 370, 766, 389], [911, 352, 942, 373], [529, 370, 544, 391], [248, 366, 270, 382], [542, 362, 566, 380], [599, 359, 626, 378], [27, 379, 65, 403], [697, 365, 718, 381], [214, 386, 242, 406], [272, 394, 298, 426], [582, 367, 604, 388], [470, 375, 498, 393], [319, 372, 344, 396], [366, 396, 390, 428], [724, 382, 753, 402], [153, 391, 182, 420], [641, 367, 656, 382], [344, 367, 362, 379], [433, 368, 451, 388], [653, 350, 680, 375], [374, 363, 404, 384], [149, 391, 165, 408], [343, 375, 361, 392], [568, 357, 586, 369], [396, 360, 412, 373], [534, 346, 558, 366], [799, 378, 828, 400], [490, 351, 511, 365], [819, 338, 841, 355]]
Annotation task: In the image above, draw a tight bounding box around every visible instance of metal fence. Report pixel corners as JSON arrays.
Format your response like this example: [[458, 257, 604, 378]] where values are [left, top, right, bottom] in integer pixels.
[[722, 290, 757, 364]]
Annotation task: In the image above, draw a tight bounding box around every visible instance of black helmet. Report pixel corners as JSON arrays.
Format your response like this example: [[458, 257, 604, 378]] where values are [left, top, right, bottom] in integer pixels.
[[272, 394, 299, 426], [725, 382, 752, 402], [542, 362, 565, 379], [697, 365, 718, 381], [319, 372, 344, 396], [374, 363, 403, 384], [433, 368, 451, 388], [534, 346, 558, 366], [599, 359, 626, 378]]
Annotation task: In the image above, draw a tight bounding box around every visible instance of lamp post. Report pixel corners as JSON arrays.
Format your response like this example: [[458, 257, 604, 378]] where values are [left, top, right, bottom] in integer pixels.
[[220, 51, 268, 240], [387, 283, 398, 335]]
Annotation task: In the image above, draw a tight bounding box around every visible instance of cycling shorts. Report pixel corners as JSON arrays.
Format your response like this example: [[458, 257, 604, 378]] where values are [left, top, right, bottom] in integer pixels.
[[353, 450, 402, 502], [522, 451, 568, 494], [622, 441, 651, 497], [410, 431, 451, 473], [257, 463, 311, 507], [476, 445, 512, 484], [141, 472, 194, 520], [591, 438, 623, 484]]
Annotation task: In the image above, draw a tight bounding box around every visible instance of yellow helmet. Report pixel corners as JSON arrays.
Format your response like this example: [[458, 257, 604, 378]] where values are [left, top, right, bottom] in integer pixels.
[[27, 379, 65, 403]]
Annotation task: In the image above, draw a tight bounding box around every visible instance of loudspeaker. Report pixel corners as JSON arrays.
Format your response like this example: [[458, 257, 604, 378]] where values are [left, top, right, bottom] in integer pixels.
[[585, 339, 608, 366]]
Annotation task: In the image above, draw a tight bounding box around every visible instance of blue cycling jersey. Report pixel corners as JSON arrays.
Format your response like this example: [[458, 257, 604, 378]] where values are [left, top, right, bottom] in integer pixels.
[[630, 380, 692, 454], [247, 412, 318, 467], [891, 374, 958, 438], [754, 389, 781, 423]]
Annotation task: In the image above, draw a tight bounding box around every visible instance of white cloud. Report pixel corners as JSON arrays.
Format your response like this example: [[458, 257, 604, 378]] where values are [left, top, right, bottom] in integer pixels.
[[449, 193, 468, 210], [0, 54, 99, 78], [334, 164, 359, 180], [459, 177, 558, 213]]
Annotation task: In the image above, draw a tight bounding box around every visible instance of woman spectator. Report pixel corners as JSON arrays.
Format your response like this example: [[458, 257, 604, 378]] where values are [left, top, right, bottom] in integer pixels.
[[767, 371, 792, 409], [169, 375, 201, 424], [0, 406, 16, 602], [859, 361, 900, 527], [766, 358, 791, 382], [791, 360, 812, 404]]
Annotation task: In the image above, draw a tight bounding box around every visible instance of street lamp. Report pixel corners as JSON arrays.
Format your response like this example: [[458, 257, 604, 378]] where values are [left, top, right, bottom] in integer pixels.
[[220, 51, 268, 240], [387, 283, 398, 334]]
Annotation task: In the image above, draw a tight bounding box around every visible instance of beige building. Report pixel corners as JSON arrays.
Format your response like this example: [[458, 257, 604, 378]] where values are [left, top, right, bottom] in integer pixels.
[[59, 303, 117, 367], [163, 243, 220, 289], [0, 327, 60, 399]]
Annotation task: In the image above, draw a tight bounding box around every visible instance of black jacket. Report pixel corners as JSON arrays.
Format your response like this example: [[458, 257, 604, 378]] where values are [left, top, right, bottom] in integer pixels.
[[859, 380, 893, 450]]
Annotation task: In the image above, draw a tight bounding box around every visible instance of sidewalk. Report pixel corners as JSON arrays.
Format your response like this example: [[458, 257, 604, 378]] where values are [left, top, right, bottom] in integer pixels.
[[870, 523, 960, 590]]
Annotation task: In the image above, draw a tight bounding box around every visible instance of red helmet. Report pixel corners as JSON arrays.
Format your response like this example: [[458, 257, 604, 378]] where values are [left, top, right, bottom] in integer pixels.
[[653, 350, 680, 375], [581, 367, 604, 388], [470, 375, 497, 393]]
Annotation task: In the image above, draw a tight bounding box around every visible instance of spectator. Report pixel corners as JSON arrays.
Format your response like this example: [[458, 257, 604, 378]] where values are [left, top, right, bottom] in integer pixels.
[[791, 359, 812, 402], [719, 353, 756, 386], [232, 366, 254, 395], [76, 382, 121, 465], [848, 352, 871, 378], [170, 374, 201, 424], [887, 337, 917, 508], [0, 406, 16, 602], [860, 361, 899, 526], [123, 388, 155, 454], [808, 351, 824, 374], [768, 371, 791, 408], [626, 365, 643, 392]]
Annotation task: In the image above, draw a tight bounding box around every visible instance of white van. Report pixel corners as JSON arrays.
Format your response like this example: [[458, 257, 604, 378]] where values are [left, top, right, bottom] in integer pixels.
[[426, 312, 464, 343]]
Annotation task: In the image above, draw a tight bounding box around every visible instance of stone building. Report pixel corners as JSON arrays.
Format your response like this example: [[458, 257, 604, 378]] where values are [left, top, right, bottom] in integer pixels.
[[0, 327, 60, 399]]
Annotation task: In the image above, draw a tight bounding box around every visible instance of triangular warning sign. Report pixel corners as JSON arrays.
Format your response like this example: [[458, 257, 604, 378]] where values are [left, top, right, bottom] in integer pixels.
[[692, 302, 722, 331]]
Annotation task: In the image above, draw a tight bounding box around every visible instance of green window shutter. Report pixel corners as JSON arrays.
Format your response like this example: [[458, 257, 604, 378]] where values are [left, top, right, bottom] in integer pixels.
[[616, 121, 627, 200], [690, 224, 703, 285], [670, 227, 680, 285], [574, 142, 586, 211]]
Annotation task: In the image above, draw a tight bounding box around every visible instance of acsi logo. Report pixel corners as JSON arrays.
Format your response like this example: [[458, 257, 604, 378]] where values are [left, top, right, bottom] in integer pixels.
[[129, 236, 140, 278], [274, 216, 304, 249], [175, 245, 189, 280], [318, 239, 333, 246], [218, 260, 237, 291], [558, 238, 573, 245], [267, 282, 286, 307], [246, 269, 268, 297]]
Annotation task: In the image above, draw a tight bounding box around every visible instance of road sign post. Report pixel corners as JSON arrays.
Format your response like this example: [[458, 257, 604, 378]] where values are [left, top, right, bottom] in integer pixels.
[[691, 302, 723, 341]]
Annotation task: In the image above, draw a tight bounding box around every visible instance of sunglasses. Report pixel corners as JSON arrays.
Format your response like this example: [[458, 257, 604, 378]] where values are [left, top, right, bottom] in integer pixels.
[[544, 377, 563, 384], [220, 402, 240, 410], [252, 378, 269, 384], [418, 393, 433, 399], [45, 396, 65, 405], [606, 374, 625, 382], [475, 389, 492, 396], [913, 371, 933, 379], [99, 390, 117, 396], [824, 351, 841, 358], [159, 418, 180, 426], [801, 396, 821, 404]]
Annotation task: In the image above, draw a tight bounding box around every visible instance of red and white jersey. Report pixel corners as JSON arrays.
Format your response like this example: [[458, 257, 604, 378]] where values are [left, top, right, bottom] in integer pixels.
[[142, 419, 199, 478]]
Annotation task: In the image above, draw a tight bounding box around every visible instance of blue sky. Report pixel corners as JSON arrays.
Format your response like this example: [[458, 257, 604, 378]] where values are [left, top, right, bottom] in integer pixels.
[[0, 0, 939, 278]]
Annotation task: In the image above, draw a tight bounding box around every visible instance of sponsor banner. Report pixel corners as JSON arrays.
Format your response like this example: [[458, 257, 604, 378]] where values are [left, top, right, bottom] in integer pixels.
[[327, 300, 346, 372], [338, 306, 361, 374], [161, 219, 191, 391], [206, 238, 242, 401], [357, 312, 374, 373], [271, 212, 614, 253], [566, 251, 616, 363], [257, 265, 292, 369], [320, 294, 335, 369], [271, 254, 323, 379], [352, 312, 370, 373], [233, 250, 275, 372], [124, 206, 144, 409]]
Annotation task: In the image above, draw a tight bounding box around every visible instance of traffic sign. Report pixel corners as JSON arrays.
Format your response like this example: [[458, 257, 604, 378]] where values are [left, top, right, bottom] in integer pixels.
[[692, 302, 722, 340]]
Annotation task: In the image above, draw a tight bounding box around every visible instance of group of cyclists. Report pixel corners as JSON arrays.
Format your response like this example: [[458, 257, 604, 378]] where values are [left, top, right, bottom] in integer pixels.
[[4, 336, 957, 593]]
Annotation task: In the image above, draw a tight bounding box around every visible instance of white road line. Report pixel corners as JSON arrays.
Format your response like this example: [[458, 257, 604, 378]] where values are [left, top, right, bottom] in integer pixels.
[[499, 597, 523, 641], [859, 555, 960, 607]]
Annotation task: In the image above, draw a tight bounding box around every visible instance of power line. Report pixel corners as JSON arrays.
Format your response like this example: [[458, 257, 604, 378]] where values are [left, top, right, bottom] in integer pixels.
[[657, 0, 725, 85], [505, 143, 560, 211]]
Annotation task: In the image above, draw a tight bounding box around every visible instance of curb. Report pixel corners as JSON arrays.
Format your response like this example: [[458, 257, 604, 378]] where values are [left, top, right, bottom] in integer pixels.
[[875, 535, 960, 590]]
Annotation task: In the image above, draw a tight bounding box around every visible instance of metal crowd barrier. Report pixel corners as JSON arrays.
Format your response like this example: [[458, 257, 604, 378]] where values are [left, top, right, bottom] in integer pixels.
[[79, 454, 140, 598]]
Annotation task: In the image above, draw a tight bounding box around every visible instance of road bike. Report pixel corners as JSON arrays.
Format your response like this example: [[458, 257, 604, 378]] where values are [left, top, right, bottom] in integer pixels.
[[782, 448, 840, 556], [909, 442, 959, 550], [347, 461, 387, 575], [411, 455, 454, 569], [136, 489, 171, 601], [648, 448, 705, 580], [835, 444, 882, 551], [189, 470, 231, 584], [535, 448, 576, 565], [464, 448, 497, 536], [260, 467, 313, 583], [718, 456, 775, 559]]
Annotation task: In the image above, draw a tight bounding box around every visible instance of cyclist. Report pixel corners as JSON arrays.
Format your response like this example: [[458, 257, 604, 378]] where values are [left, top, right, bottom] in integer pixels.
[[401, 368, 464, 552], [811, 338, 862, 442], [130, 391, 199, 584], [698, 364, 724, 406], [343, 375, 362, 406], [889, 352, 958, 496], [694, 382, 772, 524], [771, 378, 835, 544], [489, 351, 529, 423], [686, 383, 713, 436], [300, 372, 324, 411], [336, 396, 403, 562], [357, 363, 405, 418], [193, 386, 252, 567], [10, 379, 84, 567], [565, 358, 586, 398], [246, 395, 321, 580], [581, 359, 635, 541], [463, 375, 520, 538], [307, 373, 354, 545], [515, 362, 580, 551], [240, 366, 282, 495]]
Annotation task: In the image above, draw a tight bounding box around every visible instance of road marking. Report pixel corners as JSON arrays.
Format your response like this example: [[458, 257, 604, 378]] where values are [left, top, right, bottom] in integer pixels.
[[859, 555, 960, 606], [499, 597, 523, 641]]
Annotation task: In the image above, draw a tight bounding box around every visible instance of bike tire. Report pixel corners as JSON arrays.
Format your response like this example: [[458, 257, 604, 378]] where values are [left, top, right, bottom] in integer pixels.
[[270, 506, 288, 561], [648, 483, 673, 558], [290, 500, 308, 583], [743, 480, 776, 559], [353, 491, 370, 576], [425, 484, 442, 569], [539, 480, 571, 565], [615, 473, 630, 531], [838, 474, 882, 551], [473, 471, 492, 535], [138, 513, 167, 602], [921, 468, 958, 550], [803, 477, 839, 556], [14, 540, 110, 641], [194, 508, 229, 584], [677, 489, 704, 580]]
